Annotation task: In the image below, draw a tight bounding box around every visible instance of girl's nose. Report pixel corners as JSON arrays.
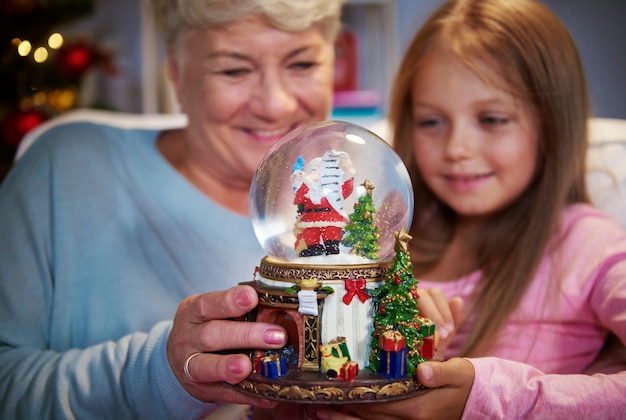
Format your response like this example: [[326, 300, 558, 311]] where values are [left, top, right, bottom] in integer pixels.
[[445, 124, 473, 160]]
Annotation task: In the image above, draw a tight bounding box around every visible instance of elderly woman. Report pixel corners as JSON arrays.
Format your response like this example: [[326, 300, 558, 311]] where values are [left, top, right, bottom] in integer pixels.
[[0, 0, 344, 418]]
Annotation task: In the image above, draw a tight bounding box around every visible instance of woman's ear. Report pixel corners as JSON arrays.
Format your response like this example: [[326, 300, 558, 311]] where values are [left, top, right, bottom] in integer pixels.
[[167, 49, 186, 112]]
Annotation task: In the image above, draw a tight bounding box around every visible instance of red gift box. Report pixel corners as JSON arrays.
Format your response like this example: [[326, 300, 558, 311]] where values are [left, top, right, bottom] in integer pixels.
[[379, 330, 406, 351], [419, 336, 435, 359], [254, 354, 263, 373], [339, 361, 359, 381]]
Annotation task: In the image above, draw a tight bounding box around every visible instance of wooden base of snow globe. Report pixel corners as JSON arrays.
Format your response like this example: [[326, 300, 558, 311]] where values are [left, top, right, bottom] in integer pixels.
[[230, 369, 434, 404], [234, 256, 442, 404]]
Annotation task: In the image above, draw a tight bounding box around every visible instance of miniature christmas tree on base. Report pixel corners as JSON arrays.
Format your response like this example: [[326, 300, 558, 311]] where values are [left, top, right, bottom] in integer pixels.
[[369, 227, 429, 377]]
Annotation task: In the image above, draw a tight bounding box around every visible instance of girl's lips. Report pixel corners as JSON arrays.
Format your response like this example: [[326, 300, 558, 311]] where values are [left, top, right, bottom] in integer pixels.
[[443, 173, 493, 191]]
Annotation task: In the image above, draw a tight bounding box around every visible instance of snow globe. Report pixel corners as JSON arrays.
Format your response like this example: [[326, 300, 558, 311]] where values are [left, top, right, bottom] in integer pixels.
[[234, 121, 439, 403]]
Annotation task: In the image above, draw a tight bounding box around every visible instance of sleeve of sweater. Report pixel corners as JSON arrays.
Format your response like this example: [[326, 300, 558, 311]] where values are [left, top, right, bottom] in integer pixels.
[[0, 127, 217, 419], [462, 238, 626, 419], [0, 321, 217, 419], [464, 358, 626, 418]]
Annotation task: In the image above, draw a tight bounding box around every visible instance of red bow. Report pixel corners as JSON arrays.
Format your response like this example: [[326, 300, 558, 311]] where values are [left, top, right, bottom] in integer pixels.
[[343, 278, 370, 305]]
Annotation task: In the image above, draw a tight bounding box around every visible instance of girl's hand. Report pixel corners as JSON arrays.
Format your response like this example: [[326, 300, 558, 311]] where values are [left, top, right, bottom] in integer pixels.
[[305, 358, 475, 420], [166, 285, 287, 408], [417, 288, 464, 352]]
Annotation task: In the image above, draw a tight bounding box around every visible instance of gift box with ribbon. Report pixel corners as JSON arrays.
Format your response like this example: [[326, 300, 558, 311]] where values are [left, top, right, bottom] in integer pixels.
[[259, 354, 286, 379], [379, 330, 406, 351], [378, 347, 407, 379], [254, 354, 263, 373], [339, 360, 359, 381], [419, 335, 435, 359], [328, 336, 351, 361], [417, 316, 436, 337]]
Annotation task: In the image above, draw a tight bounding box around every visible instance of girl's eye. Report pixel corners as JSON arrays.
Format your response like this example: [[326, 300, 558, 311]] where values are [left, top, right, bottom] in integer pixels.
[[480, 115, 509, 125], [415, 117, 441, 129]]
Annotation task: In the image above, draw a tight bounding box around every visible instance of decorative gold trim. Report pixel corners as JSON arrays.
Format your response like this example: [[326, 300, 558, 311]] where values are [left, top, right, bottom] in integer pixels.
[[302, 314, 320, 371], [259, 256, 392, 283], [231, 374, 427, 404]]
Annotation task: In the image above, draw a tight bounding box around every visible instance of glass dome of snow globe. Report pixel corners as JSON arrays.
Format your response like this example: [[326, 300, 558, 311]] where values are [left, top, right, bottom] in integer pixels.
[[249, 120, 413, 264]]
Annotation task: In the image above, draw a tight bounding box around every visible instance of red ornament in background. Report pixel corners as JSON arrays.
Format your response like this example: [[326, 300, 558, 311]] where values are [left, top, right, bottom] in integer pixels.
[[1, 109, 47, 148], [55, 41, 95, 78], [334, 30, 358, 92]]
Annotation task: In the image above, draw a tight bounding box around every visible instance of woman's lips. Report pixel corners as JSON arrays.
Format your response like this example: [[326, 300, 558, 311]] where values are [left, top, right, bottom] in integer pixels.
[[245, 127, 294, 143]]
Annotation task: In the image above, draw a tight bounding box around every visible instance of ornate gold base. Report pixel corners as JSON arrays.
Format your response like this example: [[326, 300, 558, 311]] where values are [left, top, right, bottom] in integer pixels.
[[230, 370, 430, 404]]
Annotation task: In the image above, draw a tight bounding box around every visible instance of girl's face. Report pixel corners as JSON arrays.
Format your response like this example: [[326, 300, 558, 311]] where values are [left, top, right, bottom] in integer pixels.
[[411, 46, 538, 221], [169, 15, 334, 187]]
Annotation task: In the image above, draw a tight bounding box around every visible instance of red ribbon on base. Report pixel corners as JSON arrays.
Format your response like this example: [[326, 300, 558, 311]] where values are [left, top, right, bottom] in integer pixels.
[[342, 278, 370, 305]]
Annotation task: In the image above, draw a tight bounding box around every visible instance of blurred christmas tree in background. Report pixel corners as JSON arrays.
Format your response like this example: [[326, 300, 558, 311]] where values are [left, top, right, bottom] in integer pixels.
[[0, 0, 116, 180]]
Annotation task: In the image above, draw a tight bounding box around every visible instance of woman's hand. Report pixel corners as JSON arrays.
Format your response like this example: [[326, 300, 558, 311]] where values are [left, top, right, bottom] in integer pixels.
[[166, 285, 287, 408], [417, 288, 464, 352], [305, 358, 475, 420]]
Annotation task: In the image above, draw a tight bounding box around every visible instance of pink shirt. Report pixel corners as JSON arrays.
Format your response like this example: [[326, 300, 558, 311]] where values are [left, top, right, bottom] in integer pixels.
[[419, 204, 626, 418]]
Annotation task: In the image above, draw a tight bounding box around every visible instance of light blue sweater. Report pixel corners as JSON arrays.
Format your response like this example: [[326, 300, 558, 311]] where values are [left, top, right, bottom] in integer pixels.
[[0, 122, 265, 418]]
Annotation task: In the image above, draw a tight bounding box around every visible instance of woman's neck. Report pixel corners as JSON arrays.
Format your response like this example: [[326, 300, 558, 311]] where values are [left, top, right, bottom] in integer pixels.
[[157, 129, 250, 216]]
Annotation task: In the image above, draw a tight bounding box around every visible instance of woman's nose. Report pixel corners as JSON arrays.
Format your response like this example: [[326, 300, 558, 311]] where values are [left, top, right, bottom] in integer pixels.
[[250, 72, 297, 119]]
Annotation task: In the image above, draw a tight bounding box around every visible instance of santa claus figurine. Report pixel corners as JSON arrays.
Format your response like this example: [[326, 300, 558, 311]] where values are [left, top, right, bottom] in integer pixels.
[[293, 150, 356, 257]]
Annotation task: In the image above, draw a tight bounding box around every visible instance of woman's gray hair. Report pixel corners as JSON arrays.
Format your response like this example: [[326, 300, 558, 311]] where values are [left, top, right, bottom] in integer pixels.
[[147, 0, 345, 46]]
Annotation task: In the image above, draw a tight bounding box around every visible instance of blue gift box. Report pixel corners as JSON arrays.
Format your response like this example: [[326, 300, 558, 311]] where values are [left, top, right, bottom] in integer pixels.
[[378, 348, 407, 379], [259, 355, 286, 379]]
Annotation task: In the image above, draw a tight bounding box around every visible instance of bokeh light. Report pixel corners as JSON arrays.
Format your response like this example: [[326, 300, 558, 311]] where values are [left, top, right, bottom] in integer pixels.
[[17, 40, 32, 57], [48, 33, 64, 49], [33, 47, 49, 63]]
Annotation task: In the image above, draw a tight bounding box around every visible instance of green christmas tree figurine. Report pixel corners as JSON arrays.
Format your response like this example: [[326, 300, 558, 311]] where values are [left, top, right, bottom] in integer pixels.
[[342, 179, 381, 260], [369, 227, 426, 377]]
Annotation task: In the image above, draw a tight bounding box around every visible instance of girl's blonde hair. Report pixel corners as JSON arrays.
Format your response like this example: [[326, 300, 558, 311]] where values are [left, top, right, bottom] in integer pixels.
[[390, 0, 591, 355], [146, 0, 345, 46]]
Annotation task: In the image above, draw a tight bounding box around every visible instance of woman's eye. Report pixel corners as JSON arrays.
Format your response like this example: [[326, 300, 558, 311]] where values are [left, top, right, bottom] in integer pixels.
[[219, 68, 252, 77], [289, 61, 316, 71]]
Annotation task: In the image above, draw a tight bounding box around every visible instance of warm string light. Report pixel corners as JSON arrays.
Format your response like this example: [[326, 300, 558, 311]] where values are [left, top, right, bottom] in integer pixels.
[[12, 32, 65, 63], [48, 33, 64, 49], [16, 39, 31, 56], [33, 47, 48, 63]]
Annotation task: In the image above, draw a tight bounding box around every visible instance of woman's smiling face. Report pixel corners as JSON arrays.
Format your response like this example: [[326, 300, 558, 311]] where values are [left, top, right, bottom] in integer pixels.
[[411, 45, 539, 221], [169, 15, 335, 187]]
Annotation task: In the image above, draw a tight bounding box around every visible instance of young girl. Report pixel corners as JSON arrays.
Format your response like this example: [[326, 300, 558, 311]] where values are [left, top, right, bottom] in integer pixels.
[[307, 0, 626, 418]]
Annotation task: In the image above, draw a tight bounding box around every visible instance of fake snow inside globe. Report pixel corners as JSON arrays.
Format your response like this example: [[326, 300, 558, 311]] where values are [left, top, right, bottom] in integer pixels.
[[249, 120, 413, 264]]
